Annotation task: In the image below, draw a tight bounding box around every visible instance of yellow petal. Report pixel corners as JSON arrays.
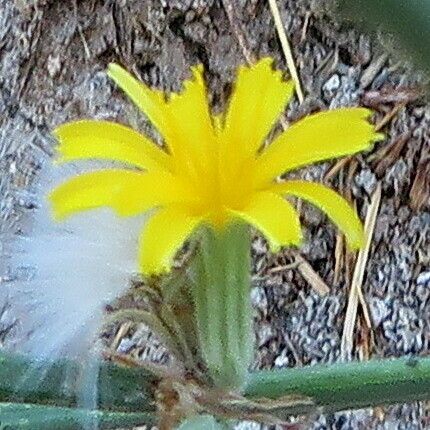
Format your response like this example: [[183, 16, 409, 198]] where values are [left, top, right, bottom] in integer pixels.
[[107, 64, 174, 148], [54, 120, 172, 172], [167, 65, 217, 180], [221, 58, 295, 173], [254, 108, 384, 188], [49, 169, 194, 220], [230, 192, 302, 252], [139, 207, 202, 274], [108, 63, 217, 183], [271, 180, 364, 249]]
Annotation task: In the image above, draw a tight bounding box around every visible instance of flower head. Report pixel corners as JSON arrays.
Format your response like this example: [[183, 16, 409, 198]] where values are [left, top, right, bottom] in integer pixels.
[[50, 58, 383, 274]]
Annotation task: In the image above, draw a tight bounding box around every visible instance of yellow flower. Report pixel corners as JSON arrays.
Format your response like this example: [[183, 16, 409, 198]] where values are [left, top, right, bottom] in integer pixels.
[[50, 58, 383, 275]]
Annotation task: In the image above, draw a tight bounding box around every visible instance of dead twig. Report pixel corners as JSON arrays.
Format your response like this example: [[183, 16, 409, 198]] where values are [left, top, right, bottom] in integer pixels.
[[325, 156, 352, 181], [73, 0, 91, 60], [300, 11, 311, 43], [410, 141, 430, 211], [341, 184, 381, 361], [109, 321, 132, 351], [333, 233, 344, 285], [362, 87, 422, 107], [372, 131, 410, 177], [359, 54, 388, 89], [374, 103, 405, 132], [268, 0, 305, 103], [294, 252, 330, 296]]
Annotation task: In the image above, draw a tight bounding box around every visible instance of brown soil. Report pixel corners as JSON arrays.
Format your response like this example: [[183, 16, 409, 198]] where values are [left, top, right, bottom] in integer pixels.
[[1, 1, 429, 428]]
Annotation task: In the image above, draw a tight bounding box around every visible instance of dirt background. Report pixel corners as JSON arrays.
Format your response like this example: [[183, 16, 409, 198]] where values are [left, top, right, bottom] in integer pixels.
[[1, 0, 430, 429]]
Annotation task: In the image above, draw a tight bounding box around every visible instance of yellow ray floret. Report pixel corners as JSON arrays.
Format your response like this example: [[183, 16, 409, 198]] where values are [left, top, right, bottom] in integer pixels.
[[54, 120, 172, 172], [254, 108, 384, 188], [139, 206, 201, 274], [49, 169, 195, 220], [50, 58, 383, 274], [270, 181, 363, 248], [230, 192, 302, 252]]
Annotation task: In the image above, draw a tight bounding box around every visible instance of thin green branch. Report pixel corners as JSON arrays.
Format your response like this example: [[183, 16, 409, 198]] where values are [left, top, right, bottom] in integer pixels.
[[0, 351, 156, 412], [0, 402, 154, 430], [337, 0, 430, 75], [245, 356, 430, 415]]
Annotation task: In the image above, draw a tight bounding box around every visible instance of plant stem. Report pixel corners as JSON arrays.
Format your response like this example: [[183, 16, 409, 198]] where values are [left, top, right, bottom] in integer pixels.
[[0, 351, 156, 412], [337, 0, 430, 74], [0, 402, 154, 430], [245, 356, 430, 415], [191, 223, 253, 390]]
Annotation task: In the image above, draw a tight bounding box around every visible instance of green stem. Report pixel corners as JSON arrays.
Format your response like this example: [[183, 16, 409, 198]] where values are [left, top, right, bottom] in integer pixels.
[[4, 353, 430, 422], [191, 223, 254, 390], [245, 356, 430, 415], [337, 0, 430, 74], [0, 351, 156, 412], [0, 402, 154, 430]]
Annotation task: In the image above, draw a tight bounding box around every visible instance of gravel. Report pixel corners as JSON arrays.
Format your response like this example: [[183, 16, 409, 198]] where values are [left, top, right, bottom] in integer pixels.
[[0, 1, 429, 428]]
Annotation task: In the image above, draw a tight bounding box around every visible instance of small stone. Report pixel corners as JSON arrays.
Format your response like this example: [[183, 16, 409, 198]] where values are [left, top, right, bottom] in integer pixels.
[[323, 74, 341, 96], [355, 168, 377, 195], [117, 337, 134, 353], [369, 296, 391, 327], [417, 271, 430, 285], [47, 54, 61, 79], [274, 348, 290, 367]]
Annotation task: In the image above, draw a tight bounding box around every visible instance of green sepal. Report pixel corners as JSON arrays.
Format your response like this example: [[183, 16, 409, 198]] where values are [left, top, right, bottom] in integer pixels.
[[190, 222, 254, 390]]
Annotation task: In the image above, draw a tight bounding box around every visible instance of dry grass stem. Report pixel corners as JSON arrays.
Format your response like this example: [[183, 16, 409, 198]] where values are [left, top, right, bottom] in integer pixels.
[[294, 252, 330, 296], [374, 103, 405, 132], [325, 156, 352, 181], [268, 0, 305, 103], [110, 321, 132, 351], [410, 142, 430, 211], [333, 233, 344, 285], [341, 183, 382, 360], [373, 131, 410, 177]]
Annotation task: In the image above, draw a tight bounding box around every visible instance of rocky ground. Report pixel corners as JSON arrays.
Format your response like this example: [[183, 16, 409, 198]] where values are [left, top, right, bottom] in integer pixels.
[[0, 1, 429, 429]]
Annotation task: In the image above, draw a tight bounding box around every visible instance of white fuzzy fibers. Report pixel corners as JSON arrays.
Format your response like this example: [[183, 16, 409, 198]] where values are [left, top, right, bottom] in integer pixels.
[[1, 161, 144, 362]]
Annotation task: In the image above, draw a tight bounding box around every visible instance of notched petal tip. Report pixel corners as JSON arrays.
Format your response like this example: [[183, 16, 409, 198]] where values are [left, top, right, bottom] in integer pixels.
[[267, 231, 303, 254], [257, 56, 275, 67], [142, 260, 170, 277], [106, 62, 123, 78], [346, 226, 365, 251], [175, 63, 206, 97], [52, 123, 73, 143], [190, 63, 204, 79], [373, 132, 386, 142]]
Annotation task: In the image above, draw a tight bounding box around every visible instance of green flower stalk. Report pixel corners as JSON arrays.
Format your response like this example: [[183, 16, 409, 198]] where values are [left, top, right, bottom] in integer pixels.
[[191, 223, 253, 390]]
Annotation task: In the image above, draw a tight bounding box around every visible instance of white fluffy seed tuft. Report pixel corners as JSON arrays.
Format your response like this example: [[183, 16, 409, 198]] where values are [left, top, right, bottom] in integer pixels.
[[1, 160, 143, 362]]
